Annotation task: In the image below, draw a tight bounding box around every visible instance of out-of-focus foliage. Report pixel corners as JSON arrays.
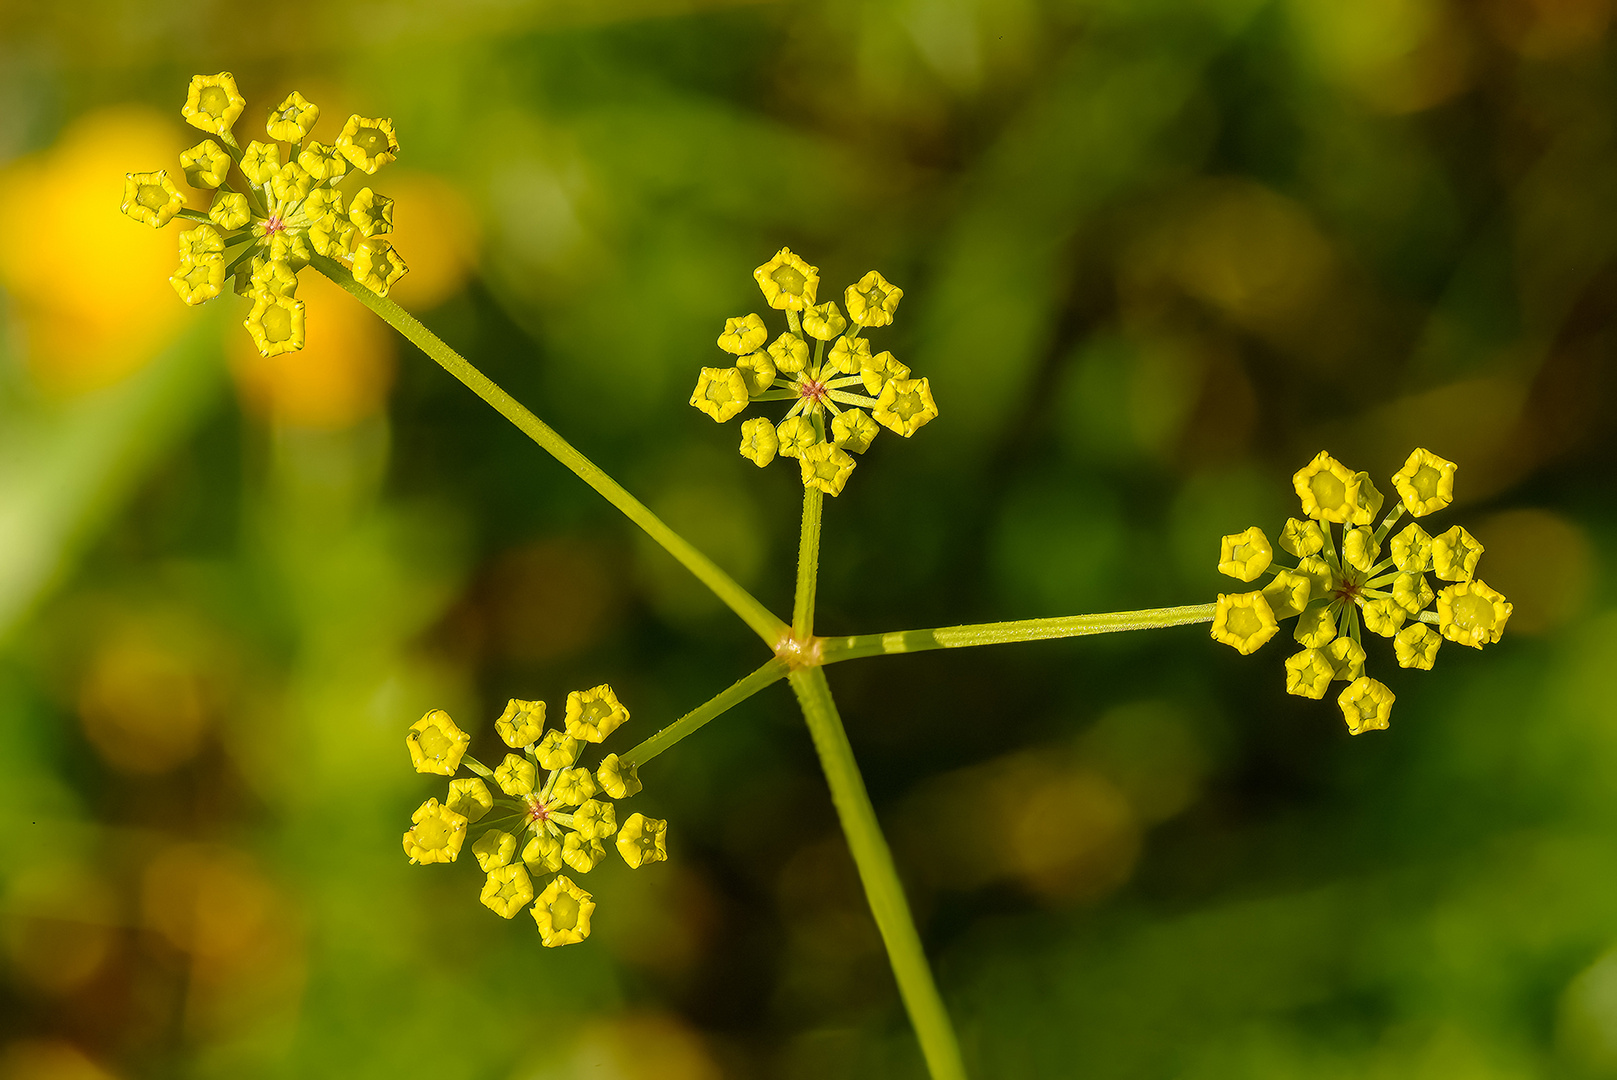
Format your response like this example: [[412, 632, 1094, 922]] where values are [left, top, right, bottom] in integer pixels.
[[0, 0, 1613, 1076]]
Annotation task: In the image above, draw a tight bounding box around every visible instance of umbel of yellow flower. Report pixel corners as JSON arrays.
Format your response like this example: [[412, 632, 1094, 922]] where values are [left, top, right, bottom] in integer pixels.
[[400, 687, 668, 947], [1212, 448, 1510, 734], [121, 72, 409, 358], [690, 251, 937, 496]]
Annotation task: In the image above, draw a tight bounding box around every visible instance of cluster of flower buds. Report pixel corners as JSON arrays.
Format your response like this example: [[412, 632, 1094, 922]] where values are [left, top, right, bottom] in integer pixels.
[[690, 248, 938, 496], [402, 686, 667, 946], [121, 72, 407, 357], [1212, 448, 1511, 734]]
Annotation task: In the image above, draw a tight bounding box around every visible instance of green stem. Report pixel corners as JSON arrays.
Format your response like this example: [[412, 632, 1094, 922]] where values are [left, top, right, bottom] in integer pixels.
[[818, 602, 1218, 663], [793, 486, 823, 638], [790, 668, 968, 1080], [622, 658, 789, 767], [313, 256, 788, 647]]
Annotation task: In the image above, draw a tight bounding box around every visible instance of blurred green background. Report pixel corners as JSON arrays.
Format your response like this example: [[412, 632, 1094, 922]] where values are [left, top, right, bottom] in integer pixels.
[[1, 0, 1614, 1076]]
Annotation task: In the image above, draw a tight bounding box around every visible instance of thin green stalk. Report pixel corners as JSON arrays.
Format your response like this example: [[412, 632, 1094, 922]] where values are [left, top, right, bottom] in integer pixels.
[[819, 603, 1218, 663], [313, 255, 788, 647], [622, 658, 789, 766], [793, 486, 823, 638], [791, 668, 968, 1080]]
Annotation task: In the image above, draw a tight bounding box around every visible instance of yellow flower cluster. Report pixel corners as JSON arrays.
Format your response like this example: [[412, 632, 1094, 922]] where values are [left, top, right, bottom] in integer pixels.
[[120, 73, 408, 358], [401, 686, 668, 947], [1211, 448, 1511, 734], [689, 248, 938, 496]]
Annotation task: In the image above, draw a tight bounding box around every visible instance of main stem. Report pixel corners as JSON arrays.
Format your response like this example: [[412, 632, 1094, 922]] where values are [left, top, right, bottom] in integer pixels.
[[819, 603, 1217, 663], [315, 257, 787, 647]]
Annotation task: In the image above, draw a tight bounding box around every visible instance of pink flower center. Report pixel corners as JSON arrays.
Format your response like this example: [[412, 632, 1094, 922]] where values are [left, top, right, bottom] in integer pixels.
[[525, 797, 551, 824], [798, 378, 827, 403], [264, 214, 285, 236]]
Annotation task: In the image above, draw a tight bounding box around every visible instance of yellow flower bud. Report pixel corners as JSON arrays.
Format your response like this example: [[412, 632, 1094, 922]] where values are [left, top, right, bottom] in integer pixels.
[[617, 813, 668, 869], [267, 90, 320, 142], [298, 141, 349, 182], [1436, 579, 1511, 649], [597, 754, 642, 800], [122, 171, 185, 228], [170, 256, 224, 306], [828, 334, 872, 375], [1292, 451, 1360, 524], [1279, 517, 1325, 558], [1391, 571, 1434, 614], [1432, 525, 1483, 582], [1294, 555, 1333, 600], [309, 216, 356, 260], [1261, 569, 1312, 619], [1325, 636, 1365, 681], [402, 798, 467, 864], [718, 314, 768, 355], [873, 377, 938, 437], [1293, 605, 1337, 648], [523, 831, 563, 874], [531, 875, 594, 946], [303, 186, 344, 222], [1343, 526, 1380, 573], [208, 191, 251, 231], [179, 223, 224, 261], [753, 247, 819, 311], [182, 73, 246, 137], [562, 833, 607, 874], [472, 828, 517, 872], [1211, 591, 1278, 654], [270, 162, 313, 204], [348, 187, 394, 237], [767, 331, 809, 375], [1390, 523, 1432, 572], [734, 350, 777, 396], [1218, 526, 1273, 582], [1361, 597, 1406, 637], [860, 350, 910, 396], [739, 416, 779, 466], [803, 300, 848, 341], [1338, 676, 1394, 735], [565, 684, 629, 743], [495, 753, 538, 797], [336, 115, 400, 174], [1394, 622, 1441, 669], [571, 799, 618, 840], [536, 730, 581, 771], [250, 257, 298, 299], [845, 270, 903, 327], [495, 698, 545, 748], [1349, 472, 1384, 526], [480, 862, 534, 919], [268, 230, 312, 268], [552, 767, 597, 807], [1284, 648, 1333, 699], [1392, 448, 1456, 517], [179, 139, 231, 189], [690, 367, 750, 423], [832, 408, 879, 454], [406, 710, 470, 775], [446, 777, 493, 823], [351, 237, 408, 296], [776, 416, 818, 459], [799, 442, 857, 496], [240, 141, 280, 186]]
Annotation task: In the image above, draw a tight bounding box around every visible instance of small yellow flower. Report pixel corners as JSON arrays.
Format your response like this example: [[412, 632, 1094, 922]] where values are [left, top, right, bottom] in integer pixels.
[[753, 247, 819, 311], [1292, 451, 1360, 524], [1218, 526, 1273, 582], [402, 798, 468, 864], [240, 140, 281, 186], [523, 832, 563, 874], [690, 367, 750, 423], [767, 331, 809, 375], [249, 257, 298, 299], [552, 767, 598, 806], [480, 862, 534, 919], [562, 833, 607, 874], [1362, 597, 1406, 637], [734, 350, 776, 396], [1391, 571, 1434, 615], [861, 350, 911, 396], [298, 141, 349, 182], [182, 72, 246, 137], [1432, 525, 1483, 582], [170, 257, 224, 306], [536, 730, 581, 770], [571, 799, 618, 840], [1349, 472, 1384, 526], [803, 301, 848, 341], [268, 230, 312, 267], [495, 753, 538, 796], [267, 90, 320, 142], [1437, 579, 1512, 649], [597, 754, 642, 800], [1261, 569, 1312, 619], [1390, 523, 1432, 572], [873, 377, 938, 437], [1392, 448, 1457, 517], [845, 270, 903, 327], [349, 187, 394, 237], [495, 698, 546, 749], [1339, 676, 1394, 735], [1284, 648, 1333, 699], [1343, 526, 1380, 573], [179, 139, 231, 188], [309, 216, 357, 260], [303, 186, 344, 223], [209, 191, 251, 231], [799, 442, 857, 496], [336, 115, 400, 174], [832, 408, 879, 454], [739, 416, 779, 466], [1325, 636, 1366, 681], [472, 828, 518, 872], [828, 334, 872, 375], [446, 777, 493, 823], [718, 314, 768, 355], [1293, 605, 1337, 648], [407, 710, 470, 775], [121, 171, 185, 228], [565, 684, 629, 743], [1295, 555, 1333, 599], [1211, 592, 1278, 654], [351, 237, 408, 296], [617, 813, 668, 869], [776, 416, 817, 459], [1394, 622, 1441, 669], [1279, 517, 1325, 558], [178, 223, 224, 261], [531, 875, 595, 947], [270, 162, 313, 204]]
